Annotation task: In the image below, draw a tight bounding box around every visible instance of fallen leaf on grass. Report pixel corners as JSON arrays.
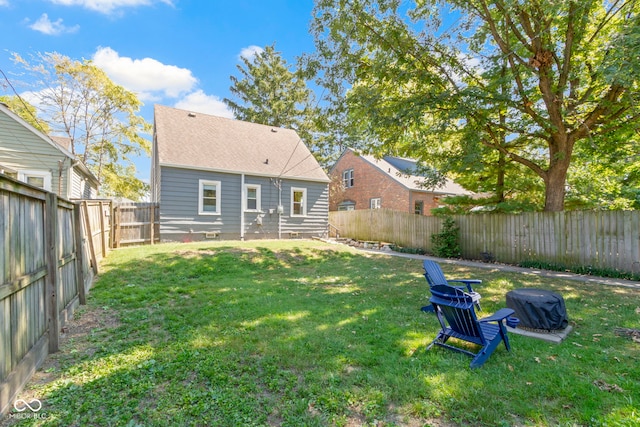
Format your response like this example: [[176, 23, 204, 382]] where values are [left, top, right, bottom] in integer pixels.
[[593, 380, 624, 393]]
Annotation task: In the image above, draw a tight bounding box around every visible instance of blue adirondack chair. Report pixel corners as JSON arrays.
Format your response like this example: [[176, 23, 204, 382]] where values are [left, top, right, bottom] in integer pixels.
[[422, 259, 482, 311], [425, 284, 515, 368]]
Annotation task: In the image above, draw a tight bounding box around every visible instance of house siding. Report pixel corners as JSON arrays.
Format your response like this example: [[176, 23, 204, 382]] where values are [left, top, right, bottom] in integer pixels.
[[330, 150, 442, 215], [0, 107, 97, 200], [158, 166, 329, 242], [0, 111, 67, 196], [280, 179, 329, 238], [330, 150, 409, 211]]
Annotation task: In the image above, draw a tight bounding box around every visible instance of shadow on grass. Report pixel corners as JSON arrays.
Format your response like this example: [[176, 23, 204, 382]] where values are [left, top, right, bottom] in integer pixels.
[[6, 241, 639, 427]]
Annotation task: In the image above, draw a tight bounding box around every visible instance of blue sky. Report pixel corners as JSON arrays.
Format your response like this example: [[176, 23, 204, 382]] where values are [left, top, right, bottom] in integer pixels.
[[0, 0, 317, 181]]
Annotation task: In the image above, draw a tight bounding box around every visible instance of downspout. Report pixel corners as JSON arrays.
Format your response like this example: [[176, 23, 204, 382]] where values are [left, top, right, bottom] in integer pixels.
[[240, 173, 245, 241], [57, 159, 65, 196]]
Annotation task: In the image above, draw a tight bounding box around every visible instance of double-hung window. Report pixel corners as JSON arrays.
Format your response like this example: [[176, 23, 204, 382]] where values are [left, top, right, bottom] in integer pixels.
[[291, 187, 307, 216], [198, 180, 221, 215], [342, 169, 354, 188], [244, 184, 261, 211]]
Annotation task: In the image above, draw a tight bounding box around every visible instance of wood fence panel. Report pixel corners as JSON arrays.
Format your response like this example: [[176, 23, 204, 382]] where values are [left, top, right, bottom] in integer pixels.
[[329, 209, 640, 274], [112, 202, 159, 247], [1, 175, 107, 415], [0, 180, 50, 413]]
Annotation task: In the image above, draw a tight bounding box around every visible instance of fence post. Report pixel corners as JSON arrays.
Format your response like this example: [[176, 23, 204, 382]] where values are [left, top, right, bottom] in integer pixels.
[[74, 203, 87, 305], [82, 201, 98, 275], [114, 206, 121, 249], [99, 201, 107, 257], [150, 204, 155, 245], [45, 192, 59, 353]]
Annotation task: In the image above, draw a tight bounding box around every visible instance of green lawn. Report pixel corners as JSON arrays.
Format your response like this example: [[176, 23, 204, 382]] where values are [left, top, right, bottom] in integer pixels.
[[5, 240, 639, 426]]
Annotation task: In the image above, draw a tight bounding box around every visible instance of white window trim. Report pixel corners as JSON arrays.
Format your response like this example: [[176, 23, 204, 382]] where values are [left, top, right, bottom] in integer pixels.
[[291, 187, 307, 217], [244, 184, 261, 212], [370, 197, 381, 209], [198, 179, 221, 215], [342, 169, 354, 188], [18, 169, 52, 191]]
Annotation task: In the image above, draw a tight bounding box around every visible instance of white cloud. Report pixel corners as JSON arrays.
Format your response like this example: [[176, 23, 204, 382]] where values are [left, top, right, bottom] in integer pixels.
[[48, 0, 174, 14], [174, 90, 234, 119], [0, 0, 9, 7], [29, 13, 80, 35], [92, 47, 197, 99], [238, 45, 264, 61]]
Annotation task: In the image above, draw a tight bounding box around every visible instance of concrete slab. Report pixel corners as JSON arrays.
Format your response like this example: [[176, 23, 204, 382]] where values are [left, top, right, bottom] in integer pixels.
[[507, 325, 573, 344]]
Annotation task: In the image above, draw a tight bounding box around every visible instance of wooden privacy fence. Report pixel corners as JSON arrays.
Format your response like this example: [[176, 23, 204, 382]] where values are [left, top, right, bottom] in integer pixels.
[[0, 175, 110, 415], [112, 202, 159, 247], [329, 209, 640, 274]]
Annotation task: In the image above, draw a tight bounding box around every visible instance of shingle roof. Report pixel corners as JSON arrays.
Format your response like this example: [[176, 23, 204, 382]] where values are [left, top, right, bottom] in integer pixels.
[[359, 152, 471, 196], [154, 104, 329, 182]]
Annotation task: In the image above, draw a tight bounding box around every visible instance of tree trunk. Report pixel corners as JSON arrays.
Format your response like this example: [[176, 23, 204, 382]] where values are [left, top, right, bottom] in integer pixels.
[[496, 151, 506, 203], [543, 160, 570, 211]]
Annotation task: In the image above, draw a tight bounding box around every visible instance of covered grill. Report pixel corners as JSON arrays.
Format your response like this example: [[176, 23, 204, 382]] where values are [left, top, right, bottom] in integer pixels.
[[506, 288, 569, 331]]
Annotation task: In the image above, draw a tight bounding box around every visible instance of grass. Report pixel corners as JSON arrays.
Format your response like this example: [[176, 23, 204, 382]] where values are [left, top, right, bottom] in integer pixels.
[[3, 240, 639, 426]]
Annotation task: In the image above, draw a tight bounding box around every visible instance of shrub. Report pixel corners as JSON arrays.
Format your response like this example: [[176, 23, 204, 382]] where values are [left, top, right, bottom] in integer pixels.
[[431, 217, 461, 258]]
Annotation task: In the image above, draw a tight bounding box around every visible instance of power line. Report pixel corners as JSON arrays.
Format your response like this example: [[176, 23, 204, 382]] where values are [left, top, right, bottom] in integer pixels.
[[0, 67, 51, 136]]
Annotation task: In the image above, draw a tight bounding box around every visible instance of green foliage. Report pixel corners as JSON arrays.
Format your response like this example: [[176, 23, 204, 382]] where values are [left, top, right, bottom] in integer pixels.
[[431, 195, 539, 215], [223, 45, 335, 166], [430, 217, 461, 258], [0, 95, 50, 134], [11, 240, 639, 426], [519, 260, 640, 282], [312, 0, 640, 211], [11, 52, 151, 201]]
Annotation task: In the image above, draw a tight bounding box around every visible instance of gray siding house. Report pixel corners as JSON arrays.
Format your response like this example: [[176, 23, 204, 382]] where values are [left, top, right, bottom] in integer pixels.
[[151, 104, 330, 242], [0, 103, 99, 199]]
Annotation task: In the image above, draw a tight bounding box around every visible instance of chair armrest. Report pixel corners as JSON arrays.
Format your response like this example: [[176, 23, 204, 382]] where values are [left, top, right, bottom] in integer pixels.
[[478, 308, 515, 323], [448, 279, 482, 292]]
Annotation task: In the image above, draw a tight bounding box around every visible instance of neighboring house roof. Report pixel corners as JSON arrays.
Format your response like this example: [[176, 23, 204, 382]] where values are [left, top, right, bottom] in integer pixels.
[[50, 135, 72, 152], [342, 148, 471, 196], [154, 104, 330, 183], [49, 135, 99, 186]]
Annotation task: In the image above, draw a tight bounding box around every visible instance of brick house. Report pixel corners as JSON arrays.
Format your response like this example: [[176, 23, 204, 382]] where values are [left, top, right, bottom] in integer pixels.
[[329, 148, 471, 215]]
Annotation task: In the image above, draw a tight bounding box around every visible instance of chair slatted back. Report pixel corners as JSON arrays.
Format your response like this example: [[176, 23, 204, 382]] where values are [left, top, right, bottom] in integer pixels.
[[429, 285, 485, 345], [423, 260, 449, 287]]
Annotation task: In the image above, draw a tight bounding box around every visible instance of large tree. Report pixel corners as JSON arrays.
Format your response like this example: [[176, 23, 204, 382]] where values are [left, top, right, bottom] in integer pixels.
[[312, 0, 640, 211], [224, 45, 334, 165], [12, 52, 151, 201]]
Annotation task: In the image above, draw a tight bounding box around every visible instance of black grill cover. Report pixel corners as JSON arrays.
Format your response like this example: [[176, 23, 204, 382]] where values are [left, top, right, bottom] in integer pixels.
[[506, 288, 568, 330]]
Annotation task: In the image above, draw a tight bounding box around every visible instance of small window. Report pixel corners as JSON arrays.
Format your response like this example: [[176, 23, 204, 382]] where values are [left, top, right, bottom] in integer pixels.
[[291, 187, 307, 216], [338, 201, 355, 211], [415, 200, 424, 215], [18, 170, 52, 191], [342, 169, 354, 188], [199, 180, 221, 215], [370, 198, 381, 209], [244, 184, 261, 211], [27, 176, 45, 188]]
